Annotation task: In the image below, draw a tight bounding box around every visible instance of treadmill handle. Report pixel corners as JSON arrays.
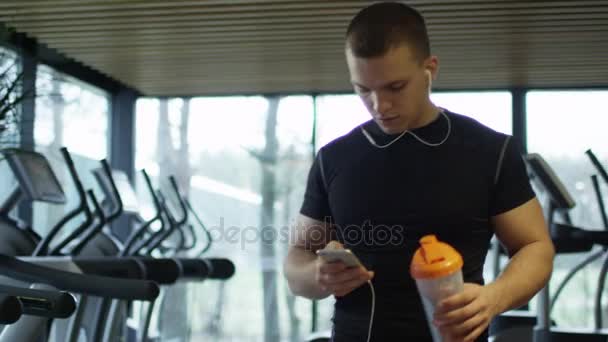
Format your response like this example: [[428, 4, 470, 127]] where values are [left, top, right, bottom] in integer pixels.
[[0, 284, 75, 319], [0, 254, 159, 301], [0, 294, 22, 324], [130, 257, 180, 284]]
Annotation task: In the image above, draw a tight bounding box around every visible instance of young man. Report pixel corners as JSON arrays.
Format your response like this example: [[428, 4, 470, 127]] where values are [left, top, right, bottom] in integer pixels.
[[284, 2, 554, 341]]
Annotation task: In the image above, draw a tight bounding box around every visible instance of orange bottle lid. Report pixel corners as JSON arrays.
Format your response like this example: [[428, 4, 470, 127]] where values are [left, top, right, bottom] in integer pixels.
[[410, 235, 463, 279]]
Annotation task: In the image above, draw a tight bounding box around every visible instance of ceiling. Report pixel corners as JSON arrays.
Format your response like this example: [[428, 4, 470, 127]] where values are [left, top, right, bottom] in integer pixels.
[[1, 0, 607, 96]]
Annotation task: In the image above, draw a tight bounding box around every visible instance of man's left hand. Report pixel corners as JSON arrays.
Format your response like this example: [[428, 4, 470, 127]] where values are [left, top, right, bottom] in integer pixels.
[[433, 283, 500, 342]]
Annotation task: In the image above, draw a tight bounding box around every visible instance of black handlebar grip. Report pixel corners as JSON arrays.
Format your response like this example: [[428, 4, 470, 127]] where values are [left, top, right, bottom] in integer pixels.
[[130, 257, 180, 284], [204, 258, 236, 280], [0, 284, 76, 319], [174, 259, 209, 280], [0, 294, 22, 324], [0, 254, 159, 301], [551, 223, 596, 254], [75, 258, 145, 279]]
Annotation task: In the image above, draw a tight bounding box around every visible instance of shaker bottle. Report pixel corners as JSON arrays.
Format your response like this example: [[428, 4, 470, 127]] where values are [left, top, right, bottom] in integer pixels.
[[410, 234, 464, 342]]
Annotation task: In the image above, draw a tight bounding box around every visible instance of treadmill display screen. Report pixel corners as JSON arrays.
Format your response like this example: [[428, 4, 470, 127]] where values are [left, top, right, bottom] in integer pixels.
[[6, 150, 66, 204], [525, 153, 576, 210]]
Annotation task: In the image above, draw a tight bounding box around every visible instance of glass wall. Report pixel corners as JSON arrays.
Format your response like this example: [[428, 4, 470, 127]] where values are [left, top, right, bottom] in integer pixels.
[[0, 46, 20, 217], [314, 91, 513, 155], [314, 94, 370, 151], [131, 87, 608, 337], [33, 64, 110, 240], [0, 46, 20, 149], [133, 89, 519, 340], [431, 91, 512, 134], [527, 90, 608, 328], [136, 95, 314, 341], [134, 90, 517, 341], [35, 64, 109, 159]]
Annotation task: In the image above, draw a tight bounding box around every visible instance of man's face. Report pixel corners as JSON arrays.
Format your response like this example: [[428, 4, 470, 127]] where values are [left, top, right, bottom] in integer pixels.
[[346, 44, 436, 134]]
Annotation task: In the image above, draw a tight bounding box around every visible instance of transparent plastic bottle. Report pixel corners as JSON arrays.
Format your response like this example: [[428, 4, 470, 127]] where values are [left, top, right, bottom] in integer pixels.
[[410, 235, 464, 342]]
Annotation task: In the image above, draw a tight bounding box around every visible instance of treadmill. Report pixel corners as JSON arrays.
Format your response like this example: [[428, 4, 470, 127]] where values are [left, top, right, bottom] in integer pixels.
[[87, 163, 233, 341], [23, 148, 233, 341], [493, 153, 608, 342], [0, 148, 161, 341]]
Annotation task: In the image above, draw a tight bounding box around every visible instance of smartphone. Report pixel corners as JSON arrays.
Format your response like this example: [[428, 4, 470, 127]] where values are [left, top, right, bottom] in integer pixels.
[[316, 248, 362, 268]]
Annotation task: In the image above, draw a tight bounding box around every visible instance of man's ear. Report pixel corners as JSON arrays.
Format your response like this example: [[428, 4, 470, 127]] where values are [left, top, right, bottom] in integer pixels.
[[424, 55, 439, 87], [425, 69, 433, 91]]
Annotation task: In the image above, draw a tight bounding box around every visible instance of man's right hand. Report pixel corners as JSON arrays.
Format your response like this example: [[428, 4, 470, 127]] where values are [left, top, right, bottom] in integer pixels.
[[315, 241, 374, 297]]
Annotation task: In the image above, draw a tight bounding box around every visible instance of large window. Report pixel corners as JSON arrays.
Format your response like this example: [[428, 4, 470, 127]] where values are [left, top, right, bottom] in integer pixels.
[[0, 47, 20, 215], [0, 46, 20, 149], [33, 64, 110, 238], [35, 64, 109, 159], [314, 91, 512, 155], [129, 88, 608, 336], [527, 90, 608, 328], [314, 94, 370, 151], [431, 91, 512, 134], [136, 95, 314, 342]]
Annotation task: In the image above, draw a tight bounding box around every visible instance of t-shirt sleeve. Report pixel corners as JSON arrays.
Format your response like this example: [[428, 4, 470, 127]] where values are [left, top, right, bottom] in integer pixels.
[[300, 149, 332, 221], [490, 136, 536, 216]]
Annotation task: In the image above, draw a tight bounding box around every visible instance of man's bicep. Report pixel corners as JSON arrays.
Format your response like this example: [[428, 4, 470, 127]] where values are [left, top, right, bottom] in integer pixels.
[[290, 214, 333, 252], [491, 197, 551, 256]]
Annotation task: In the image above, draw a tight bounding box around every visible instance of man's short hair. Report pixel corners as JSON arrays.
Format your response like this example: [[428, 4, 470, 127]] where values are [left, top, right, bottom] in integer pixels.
[[346, 2, 431, 63]]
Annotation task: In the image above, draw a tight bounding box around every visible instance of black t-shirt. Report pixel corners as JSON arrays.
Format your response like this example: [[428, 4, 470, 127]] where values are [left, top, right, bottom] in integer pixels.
[[300, 109, 535, 341]]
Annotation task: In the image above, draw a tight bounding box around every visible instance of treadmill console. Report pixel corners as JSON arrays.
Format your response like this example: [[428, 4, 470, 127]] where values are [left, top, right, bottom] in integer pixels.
[[2, 149, 66, 204], [524, 153, 576, 211]]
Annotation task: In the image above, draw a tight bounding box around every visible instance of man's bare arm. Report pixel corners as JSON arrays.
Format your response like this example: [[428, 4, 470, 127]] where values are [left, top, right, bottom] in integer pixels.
[[283, 214, 373, 299], [488, 197, 555, 313], [434, 197, 555, 341], [283, 214, 333, 299]]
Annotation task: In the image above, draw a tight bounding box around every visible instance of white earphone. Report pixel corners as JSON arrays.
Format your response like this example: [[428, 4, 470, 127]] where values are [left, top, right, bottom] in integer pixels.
[[425, 69, 433, 91]]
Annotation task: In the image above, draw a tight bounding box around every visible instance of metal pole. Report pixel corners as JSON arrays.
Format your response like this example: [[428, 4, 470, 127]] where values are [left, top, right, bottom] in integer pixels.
[[311, 94, 319, 333]]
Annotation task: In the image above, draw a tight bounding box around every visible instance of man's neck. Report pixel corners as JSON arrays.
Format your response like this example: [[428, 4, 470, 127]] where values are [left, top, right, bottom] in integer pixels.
[[409, 103, 441, 130]]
